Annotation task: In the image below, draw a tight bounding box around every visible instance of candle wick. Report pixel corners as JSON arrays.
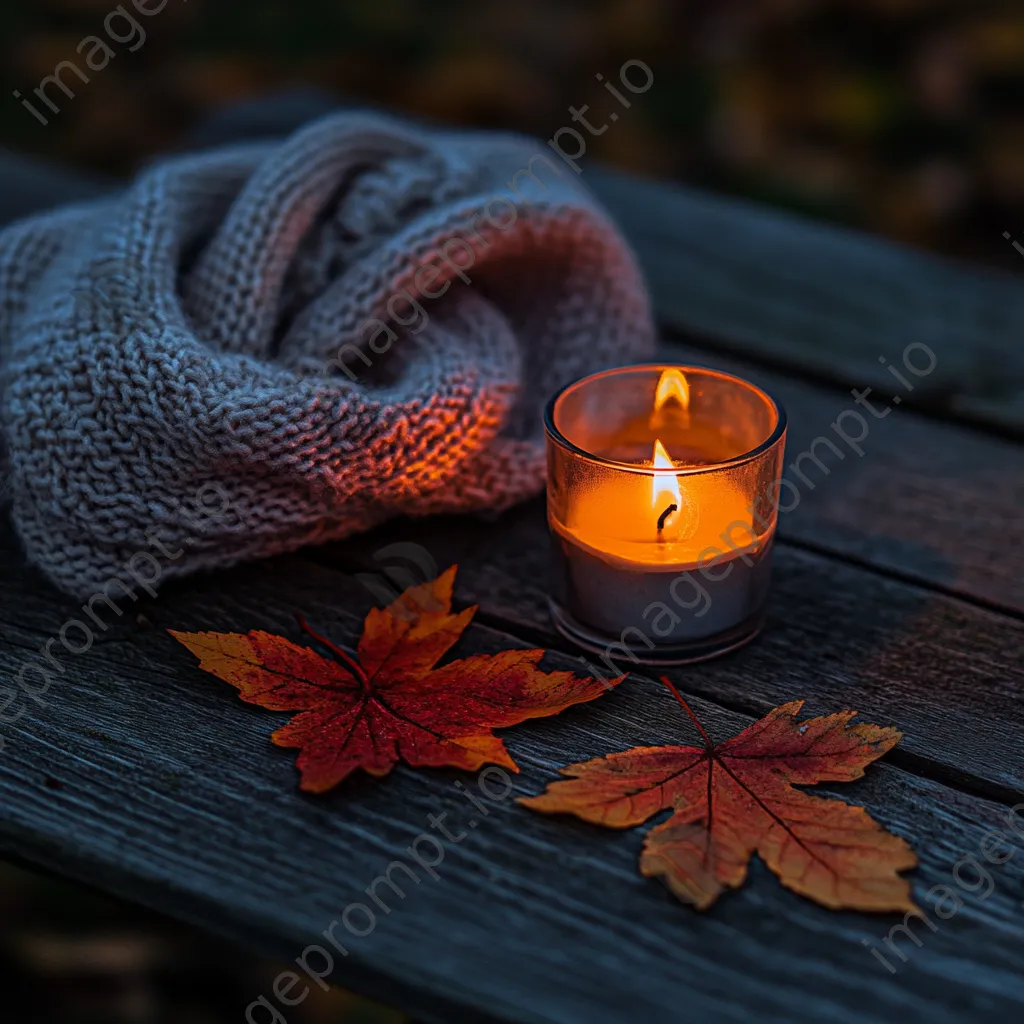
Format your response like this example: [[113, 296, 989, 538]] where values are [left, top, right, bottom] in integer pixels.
[[657, 502, 678, 532]]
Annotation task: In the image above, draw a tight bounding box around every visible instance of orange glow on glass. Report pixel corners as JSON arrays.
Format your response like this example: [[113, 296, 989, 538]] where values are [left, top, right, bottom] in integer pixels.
[[653, 368, 690, 414]]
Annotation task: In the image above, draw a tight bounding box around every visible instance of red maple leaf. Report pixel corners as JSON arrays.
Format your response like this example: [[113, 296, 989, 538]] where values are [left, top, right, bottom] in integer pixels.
[[522, 678, 917, 912], [170, 567, 621, 792]]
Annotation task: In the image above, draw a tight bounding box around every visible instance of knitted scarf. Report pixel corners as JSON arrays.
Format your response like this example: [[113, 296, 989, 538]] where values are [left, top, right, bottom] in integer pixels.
[[0, 111, 654, 598]]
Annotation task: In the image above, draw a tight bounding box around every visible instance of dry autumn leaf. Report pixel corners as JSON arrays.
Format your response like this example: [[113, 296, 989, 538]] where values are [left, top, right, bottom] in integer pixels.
[[169, 566, 620, 793], [521, 678, 917, 913]]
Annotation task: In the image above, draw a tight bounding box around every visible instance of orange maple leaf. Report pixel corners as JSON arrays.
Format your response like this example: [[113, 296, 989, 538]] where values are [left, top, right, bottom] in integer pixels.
[[521, 678, 918, 912], [169, 566, 621, 793]]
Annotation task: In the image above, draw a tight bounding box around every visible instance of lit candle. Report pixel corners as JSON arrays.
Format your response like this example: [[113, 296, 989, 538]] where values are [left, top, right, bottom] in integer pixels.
[[545, 365, 787, 664]]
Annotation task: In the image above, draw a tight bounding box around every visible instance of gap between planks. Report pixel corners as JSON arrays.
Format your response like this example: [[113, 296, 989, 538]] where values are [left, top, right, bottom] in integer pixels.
[[775, 534, 1024, 624]]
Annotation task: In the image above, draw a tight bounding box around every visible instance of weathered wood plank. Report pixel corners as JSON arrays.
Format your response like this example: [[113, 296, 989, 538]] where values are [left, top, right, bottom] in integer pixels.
[[317, 501, 1024, 804], [655, 338, 1024, 615], [587, 166, 1024, 436], [1, 544, 1022, 1024]]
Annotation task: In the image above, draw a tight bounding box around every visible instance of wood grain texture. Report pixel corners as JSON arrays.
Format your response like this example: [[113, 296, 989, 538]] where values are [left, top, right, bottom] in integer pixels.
[[655, 338, 1024, 615], [587, 167, 1024, 436], [317, 501, 1024, 805], [0, 539, 1022, 1024], [1, 96, 1022, 1023]]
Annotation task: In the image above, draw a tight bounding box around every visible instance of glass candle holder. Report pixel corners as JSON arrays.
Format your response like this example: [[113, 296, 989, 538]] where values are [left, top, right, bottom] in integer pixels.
[[545, 364, 787, 664]]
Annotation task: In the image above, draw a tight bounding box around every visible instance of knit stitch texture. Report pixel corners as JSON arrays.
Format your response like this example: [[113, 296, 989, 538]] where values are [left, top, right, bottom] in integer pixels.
[[0, 111, 655, 598]]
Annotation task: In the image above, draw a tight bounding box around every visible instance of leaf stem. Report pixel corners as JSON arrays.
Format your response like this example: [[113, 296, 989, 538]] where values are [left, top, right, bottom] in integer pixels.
[[295, 613, 370, 691], [660, 676, 713, 750]]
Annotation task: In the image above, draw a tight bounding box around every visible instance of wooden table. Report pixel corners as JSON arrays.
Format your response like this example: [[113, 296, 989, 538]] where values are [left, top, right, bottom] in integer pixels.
[[1, 150, 1023, 1023]]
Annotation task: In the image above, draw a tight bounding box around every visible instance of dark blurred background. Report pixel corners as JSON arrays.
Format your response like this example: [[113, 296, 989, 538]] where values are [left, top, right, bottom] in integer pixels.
[[3, 0, 1024, 266], [0, 861, 404, 1023], [1, 0, 1022, 1020]]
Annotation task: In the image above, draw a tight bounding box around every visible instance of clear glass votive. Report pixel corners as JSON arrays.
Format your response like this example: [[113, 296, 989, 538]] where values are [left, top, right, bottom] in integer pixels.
[[545, 364, 787, 664]]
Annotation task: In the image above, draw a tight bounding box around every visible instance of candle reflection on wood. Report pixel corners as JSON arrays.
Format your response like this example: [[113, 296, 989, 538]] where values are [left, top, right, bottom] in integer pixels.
[[544, 365, 787, 664]]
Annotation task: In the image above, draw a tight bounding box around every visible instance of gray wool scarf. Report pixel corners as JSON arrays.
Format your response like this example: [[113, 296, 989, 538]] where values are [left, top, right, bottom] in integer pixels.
[[0, 111, 655, 599]]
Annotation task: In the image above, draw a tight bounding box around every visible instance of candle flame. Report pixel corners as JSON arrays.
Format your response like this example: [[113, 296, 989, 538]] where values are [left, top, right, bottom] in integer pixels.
[[651, 438, 682, 525], [653, 368, 690, 414]]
